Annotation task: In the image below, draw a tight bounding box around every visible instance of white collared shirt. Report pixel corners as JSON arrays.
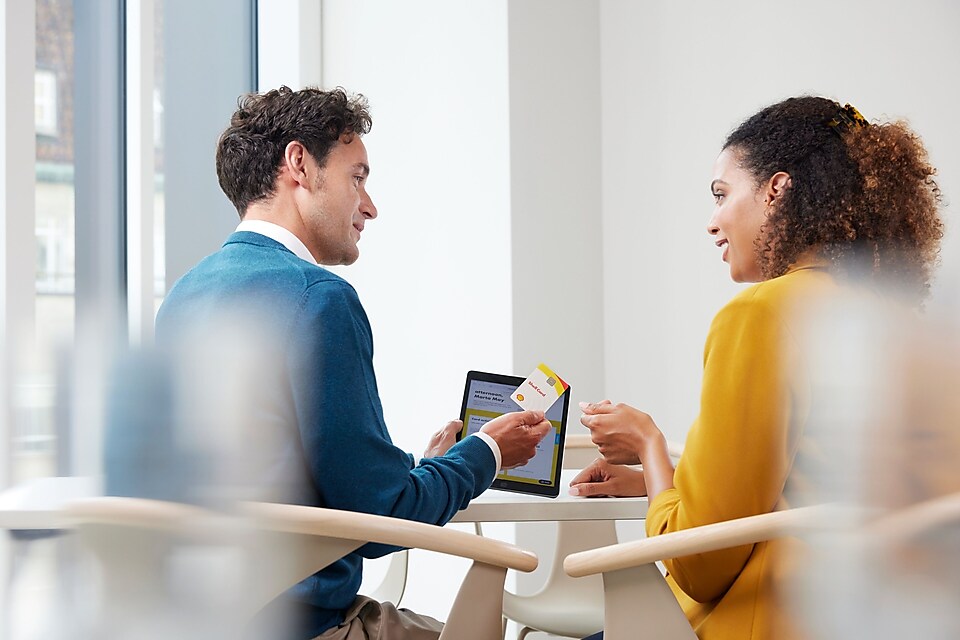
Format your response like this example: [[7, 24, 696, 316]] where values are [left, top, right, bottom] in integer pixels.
[[473, 431, 502, 471], [233, 219, 503, 472], [236, 219, 317, 265]]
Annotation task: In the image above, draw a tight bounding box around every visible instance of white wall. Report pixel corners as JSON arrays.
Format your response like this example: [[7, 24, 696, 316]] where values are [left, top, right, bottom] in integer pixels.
[[508, 0, 605, 412], [317, 0, 610, 620], [505, 0, 607, 601], [600, 0, 960, 445], [320, 0, 514, 458], [264, 0, 960, 625], [318, 0, 513, 620], [257, 0, 322, 91]]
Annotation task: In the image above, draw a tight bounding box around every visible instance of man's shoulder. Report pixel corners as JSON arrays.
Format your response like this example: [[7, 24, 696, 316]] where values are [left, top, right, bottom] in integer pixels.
[[182, 232, 350, 289], [159, 233, 362, 325], [218, 235, 367, 317]]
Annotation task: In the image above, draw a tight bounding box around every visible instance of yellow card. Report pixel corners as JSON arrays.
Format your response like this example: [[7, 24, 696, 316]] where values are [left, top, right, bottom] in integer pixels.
[[511, 363, 569, 412]]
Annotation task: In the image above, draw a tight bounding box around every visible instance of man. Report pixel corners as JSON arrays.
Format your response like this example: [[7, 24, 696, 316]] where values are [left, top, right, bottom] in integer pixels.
[[154, 86, 551, 639]]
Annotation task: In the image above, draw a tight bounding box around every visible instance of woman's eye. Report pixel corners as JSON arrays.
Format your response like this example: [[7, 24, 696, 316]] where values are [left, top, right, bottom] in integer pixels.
[[713, 192, 724, 203]]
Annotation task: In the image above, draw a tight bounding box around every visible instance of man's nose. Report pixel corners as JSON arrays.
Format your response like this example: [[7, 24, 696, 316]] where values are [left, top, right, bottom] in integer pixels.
[[361, 191, 378, 219]]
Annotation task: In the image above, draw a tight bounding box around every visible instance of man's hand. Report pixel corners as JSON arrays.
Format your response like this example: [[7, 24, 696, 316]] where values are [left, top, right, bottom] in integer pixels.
[[568, 458, 646, 497], [479, 410, 551, 470], [579, 400, 663, 465], [422, 420, 463, 459]]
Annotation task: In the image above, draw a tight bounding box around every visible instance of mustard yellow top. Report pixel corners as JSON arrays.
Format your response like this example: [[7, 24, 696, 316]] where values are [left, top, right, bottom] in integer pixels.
[[646, 264, 835, 640]]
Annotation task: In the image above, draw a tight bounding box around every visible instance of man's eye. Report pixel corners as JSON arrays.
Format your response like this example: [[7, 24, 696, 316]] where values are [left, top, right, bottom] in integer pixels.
[[354, 175, 364, 185]]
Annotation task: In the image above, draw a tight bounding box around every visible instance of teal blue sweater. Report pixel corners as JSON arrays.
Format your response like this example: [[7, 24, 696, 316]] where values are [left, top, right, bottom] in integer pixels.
[[155, 232, 496, 638]]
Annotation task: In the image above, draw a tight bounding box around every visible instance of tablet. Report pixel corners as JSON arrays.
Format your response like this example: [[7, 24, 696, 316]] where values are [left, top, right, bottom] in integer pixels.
[[457, 370, 570, 498]]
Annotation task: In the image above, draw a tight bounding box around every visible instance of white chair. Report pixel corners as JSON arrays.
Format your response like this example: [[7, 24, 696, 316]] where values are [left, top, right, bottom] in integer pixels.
[[501, 518, 610, 639], [66, 497, 539, 640], [498, 435, 683, 640], [361, 547, 409, 605], [496, 435, 608, 640], [562, 504, 838, 640]]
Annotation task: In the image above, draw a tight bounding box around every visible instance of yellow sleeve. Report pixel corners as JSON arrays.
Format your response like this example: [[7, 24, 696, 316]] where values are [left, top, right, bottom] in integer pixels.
[[645, 288, 802, 603]]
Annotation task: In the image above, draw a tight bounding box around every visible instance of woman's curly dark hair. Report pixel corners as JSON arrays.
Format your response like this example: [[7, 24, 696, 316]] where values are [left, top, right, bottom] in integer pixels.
[[215, 86, 372, 216], [724, 96, 943, 303]]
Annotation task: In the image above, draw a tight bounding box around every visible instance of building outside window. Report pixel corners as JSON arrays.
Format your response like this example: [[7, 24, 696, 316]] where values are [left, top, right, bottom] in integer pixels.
[[22, 0, 79, 481], [34, 69, 58, 137]]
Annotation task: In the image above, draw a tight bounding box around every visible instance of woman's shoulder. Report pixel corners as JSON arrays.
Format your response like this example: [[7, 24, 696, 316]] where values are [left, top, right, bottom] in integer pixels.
[[713, 267, 839, 335], [732, 266, 836, 310]]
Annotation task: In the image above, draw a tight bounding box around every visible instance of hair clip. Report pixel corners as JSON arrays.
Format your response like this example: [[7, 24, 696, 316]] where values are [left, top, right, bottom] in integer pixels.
[[827, 102, 868, 135]]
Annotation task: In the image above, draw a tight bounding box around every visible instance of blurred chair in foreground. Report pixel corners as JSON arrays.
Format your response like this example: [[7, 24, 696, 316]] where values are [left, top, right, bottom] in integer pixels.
[[563, 504, 837, 640], [0, 476, 99, 639], [860, 492, 960, 639], [67, 497, 538, 640], [97, 340, 472, 638], [791, 299, 960, 640]]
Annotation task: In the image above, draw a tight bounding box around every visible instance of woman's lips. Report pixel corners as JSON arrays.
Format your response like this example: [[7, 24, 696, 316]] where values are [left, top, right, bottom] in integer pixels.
[[716, 239, 728, 262]]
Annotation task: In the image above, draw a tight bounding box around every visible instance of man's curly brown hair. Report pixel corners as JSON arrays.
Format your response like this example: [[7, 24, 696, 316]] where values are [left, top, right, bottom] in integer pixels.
[[724, 96, 943, 303], [215, 86, 372, 216]]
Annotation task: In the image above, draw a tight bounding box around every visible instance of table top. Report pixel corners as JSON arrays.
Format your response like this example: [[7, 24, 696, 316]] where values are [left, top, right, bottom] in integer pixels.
[[1, 470, 649, 530], [0, 476, 99, 531], [451, 469, 648, 523]]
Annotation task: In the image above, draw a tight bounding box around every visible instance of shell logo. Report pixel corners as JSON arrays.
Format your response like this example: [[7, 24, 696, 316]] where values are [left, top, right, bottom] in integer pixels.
[[516, 394, 525, 402]]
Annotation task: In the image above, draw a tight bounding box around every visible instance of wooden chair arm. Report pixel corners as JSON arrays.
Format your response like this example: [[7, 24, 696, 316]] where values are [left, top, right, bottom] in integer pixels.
[[565, 504, 836, 578], [67, 497, 537, 573], [564, 433, 595, 450], [67, 496, 226, 533], [242, 501, 538, 572], [869, 492, 960, 544]]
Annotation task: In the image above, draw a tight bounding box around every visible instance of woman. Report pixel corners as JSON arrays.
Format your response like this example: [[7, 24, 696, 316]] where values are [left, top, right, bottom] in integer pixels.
[[571, 96, 943, 639]]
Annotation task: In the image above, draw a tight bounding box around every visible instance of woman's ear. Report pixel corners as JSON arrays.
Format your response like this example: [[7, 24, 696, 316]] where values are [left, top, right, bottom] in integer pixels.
[[765, 171, 792, 206]]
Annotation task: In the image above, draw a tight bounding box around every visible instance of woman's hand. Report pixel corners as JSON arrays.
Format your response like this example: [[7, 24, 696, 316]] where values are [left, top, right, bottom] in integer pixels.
[[569, 458, 646, 497], [579, 400, 664, 465]]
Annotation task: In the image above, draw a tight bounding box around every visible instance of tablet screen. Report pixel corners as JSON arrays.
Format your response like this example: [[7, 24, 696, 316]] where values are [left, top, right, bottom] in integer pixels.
[[458, 371, 569, 497]]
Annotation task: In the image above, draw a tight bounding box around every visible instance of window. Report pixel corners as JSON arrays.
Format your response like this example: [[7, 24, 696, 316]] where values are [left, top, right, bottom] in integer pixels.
[[2, 0, 257, 486], [34, 68, 57, 136]]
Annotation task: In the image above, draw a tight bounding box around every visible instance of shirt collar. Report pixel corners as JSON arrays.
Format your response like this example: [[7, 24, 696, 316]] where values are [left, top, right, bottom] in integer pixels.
[[235, 220, 318, 265], [785, 251, 830, 275]]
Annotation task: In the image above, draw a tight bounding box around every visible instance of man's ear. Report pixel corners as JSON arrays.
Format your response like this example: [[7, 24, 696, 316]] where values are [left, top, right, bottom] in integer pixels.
[[283, 140, 311, 188], [765, 171, 792, 206]]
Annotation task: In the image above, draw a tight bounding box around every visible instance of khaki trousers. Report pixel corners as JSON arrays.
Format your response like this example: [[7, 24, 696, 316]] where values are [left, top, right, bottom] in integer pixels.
[[314, 596, 444, 640]]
